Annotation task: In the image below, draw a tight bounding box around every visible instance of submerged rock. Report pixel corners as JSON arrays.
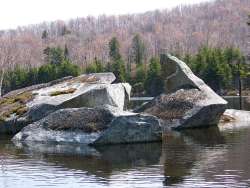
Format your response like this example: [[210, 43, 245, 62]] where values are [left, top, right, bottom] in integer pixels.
[[136, 54, 227, 130], [0, 73, 131, 134], [12, 105, 161, 145], [219, 109, 250, 131], [220, 109, 250, 123]]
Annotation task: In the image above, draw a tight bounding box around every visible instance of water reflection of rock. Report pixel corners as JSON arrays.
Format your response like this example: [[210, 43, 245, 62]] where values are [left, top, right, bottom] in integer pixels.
[[161, 132, 198, 186], [5, 125, 250, 187], [12, 141, 162, 178], [161, 127, 225, 186], [181, 126, 225, 146]]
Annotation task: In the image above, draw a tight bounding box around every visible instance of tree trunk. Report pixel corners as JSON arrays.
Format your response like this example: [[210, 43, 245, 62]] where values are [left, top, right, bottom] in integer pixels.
[[0, 69, 5, 97]]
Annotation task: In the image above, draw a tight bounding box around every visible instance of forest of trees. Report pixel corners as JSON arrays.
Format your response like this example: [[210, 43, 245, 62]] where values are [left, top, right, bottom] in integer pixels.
[[0, 0, 249, 69], [1, 35, 247, 97], [0, 0, 250, 96], [1, 47, 80, 94]]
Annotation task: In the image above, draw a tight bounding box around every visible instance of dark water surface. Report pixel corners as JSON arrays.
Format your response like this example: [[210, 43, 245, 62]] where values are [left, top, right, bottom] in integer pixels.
[[0, 97, 250, 188]]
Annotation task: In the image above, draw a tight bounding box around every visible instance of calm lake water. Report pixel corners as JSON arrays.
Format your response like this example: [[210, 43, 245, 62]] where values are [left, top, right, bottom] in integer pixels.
[[0, 97, 250, 188]]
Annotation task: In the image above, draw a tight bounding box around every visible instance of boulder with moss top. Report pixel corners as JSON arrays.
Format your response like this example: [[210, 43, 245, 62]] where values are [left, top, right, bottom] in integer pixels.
[[136, 54, 227, 130], [0, 73, 131, 134], [12, 105, 162, 145]]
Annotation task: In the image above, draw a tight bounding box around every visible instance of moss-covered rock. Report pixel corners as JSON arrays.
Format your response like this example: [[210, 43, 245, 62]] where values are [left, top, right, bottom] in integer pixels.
[[0, 91, 33, 120], [0, 73, 131, 134]]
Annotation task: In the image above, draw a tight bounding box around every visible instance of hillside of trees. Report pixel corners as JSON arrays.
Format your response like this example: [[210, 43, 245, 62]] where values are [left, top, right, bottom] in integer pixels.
[[0, 0, 249, 68], [1, 41, 247, 97], [0, 0, 250, 96]]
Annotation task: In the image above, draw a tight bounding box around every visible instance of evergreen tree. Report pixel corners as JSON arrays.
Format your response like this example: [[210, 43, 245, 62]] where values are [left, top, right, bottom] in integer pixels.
[[85, 63, 97, 73], [111, 59, 126, 82], [144, 57, 164, 96], [109, 37, 121, 61], [1, 46, 81, 93], [108, 37, 126, 82], [132, 64, 147, 95], [38, 64, 56, 83], [43, 47, 64, 65], [94, 57, 104, 73], [131, 34, 146, 66], [85, 57, 104, 73], [57, 59, 80, 78], [135, 64, 146, 84], [105, 61, 112, 72]]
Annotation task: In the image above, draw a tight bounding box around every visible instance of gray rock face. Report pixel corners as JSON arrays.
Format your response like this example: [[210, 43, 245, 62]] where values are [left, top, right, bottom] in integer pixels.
[[0, 120, 27, 134], [93, 114, 162, 145], [0, 73, 131, 134], [12, 106, 116, 144], [136, 54, 227, 130], [28, 73, 129, 110], [13, 106, 162, 145], [58, 83, 130, 110]]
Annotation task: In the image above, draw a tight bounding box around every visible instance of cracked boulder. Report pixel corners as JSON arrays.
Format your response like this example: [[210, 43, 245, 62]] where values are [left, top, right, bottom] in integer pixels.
[[0, 73, 131, 134], [136, 54, 227, 130], [12, 105, 162, 145]]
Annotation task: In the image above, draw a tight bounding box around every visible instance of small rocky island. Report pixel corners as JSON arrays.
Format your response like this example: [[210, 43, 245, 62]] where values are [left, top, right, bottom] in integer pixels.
[[0, 54, 248, 145]]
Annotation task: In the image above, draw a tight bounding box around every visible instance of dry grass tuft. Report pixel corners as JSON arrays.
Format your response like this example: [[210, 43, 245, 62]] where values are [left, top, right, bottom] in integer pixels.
[[50, 88, 77, 96]]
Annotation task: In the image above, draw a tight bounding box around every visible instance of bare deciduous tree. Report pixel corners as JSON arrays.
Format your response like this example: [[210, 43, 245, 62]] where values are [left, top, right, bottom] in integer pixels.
[[0, 0, 248, 73], [0, 36, 19, 96]]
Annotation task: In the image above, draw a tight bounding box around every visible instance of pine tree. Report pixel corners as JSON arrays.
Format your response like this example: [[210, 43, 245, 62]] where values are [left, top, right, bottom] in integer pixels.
[[108, 37, 126, 82], [43, 47, 64, 65], [144, 57, 163, 96], [111, 59, 126, 82], [94, 57, 104, 73], [131, 34, 146, 66], [109, 37, 121, 61]]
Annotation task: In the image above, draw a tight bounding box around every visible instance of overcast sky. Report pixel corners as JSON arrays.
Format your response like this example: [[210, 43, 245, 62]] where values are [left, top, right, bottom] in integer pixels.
[[0, 0, 211, 30]]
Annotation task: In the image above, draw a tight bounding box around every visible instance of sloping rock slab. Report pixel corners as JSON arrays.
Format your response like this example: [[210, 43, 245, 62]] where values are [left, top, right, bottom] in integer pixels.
[[136, 89, 226, 130], [136, 54, 227, 130], [0, 73, 131, 134]]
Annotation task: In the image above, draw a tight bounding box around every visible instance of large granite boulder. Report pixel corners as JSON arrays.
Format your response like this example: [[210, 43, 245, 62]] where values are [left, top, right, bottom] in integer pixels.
[[136, 54, 227, 130], [93, 114, 162, 145], [0, 73, 131, 134], [12, 105, 162, 145], [12, 106, 116, 144]]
